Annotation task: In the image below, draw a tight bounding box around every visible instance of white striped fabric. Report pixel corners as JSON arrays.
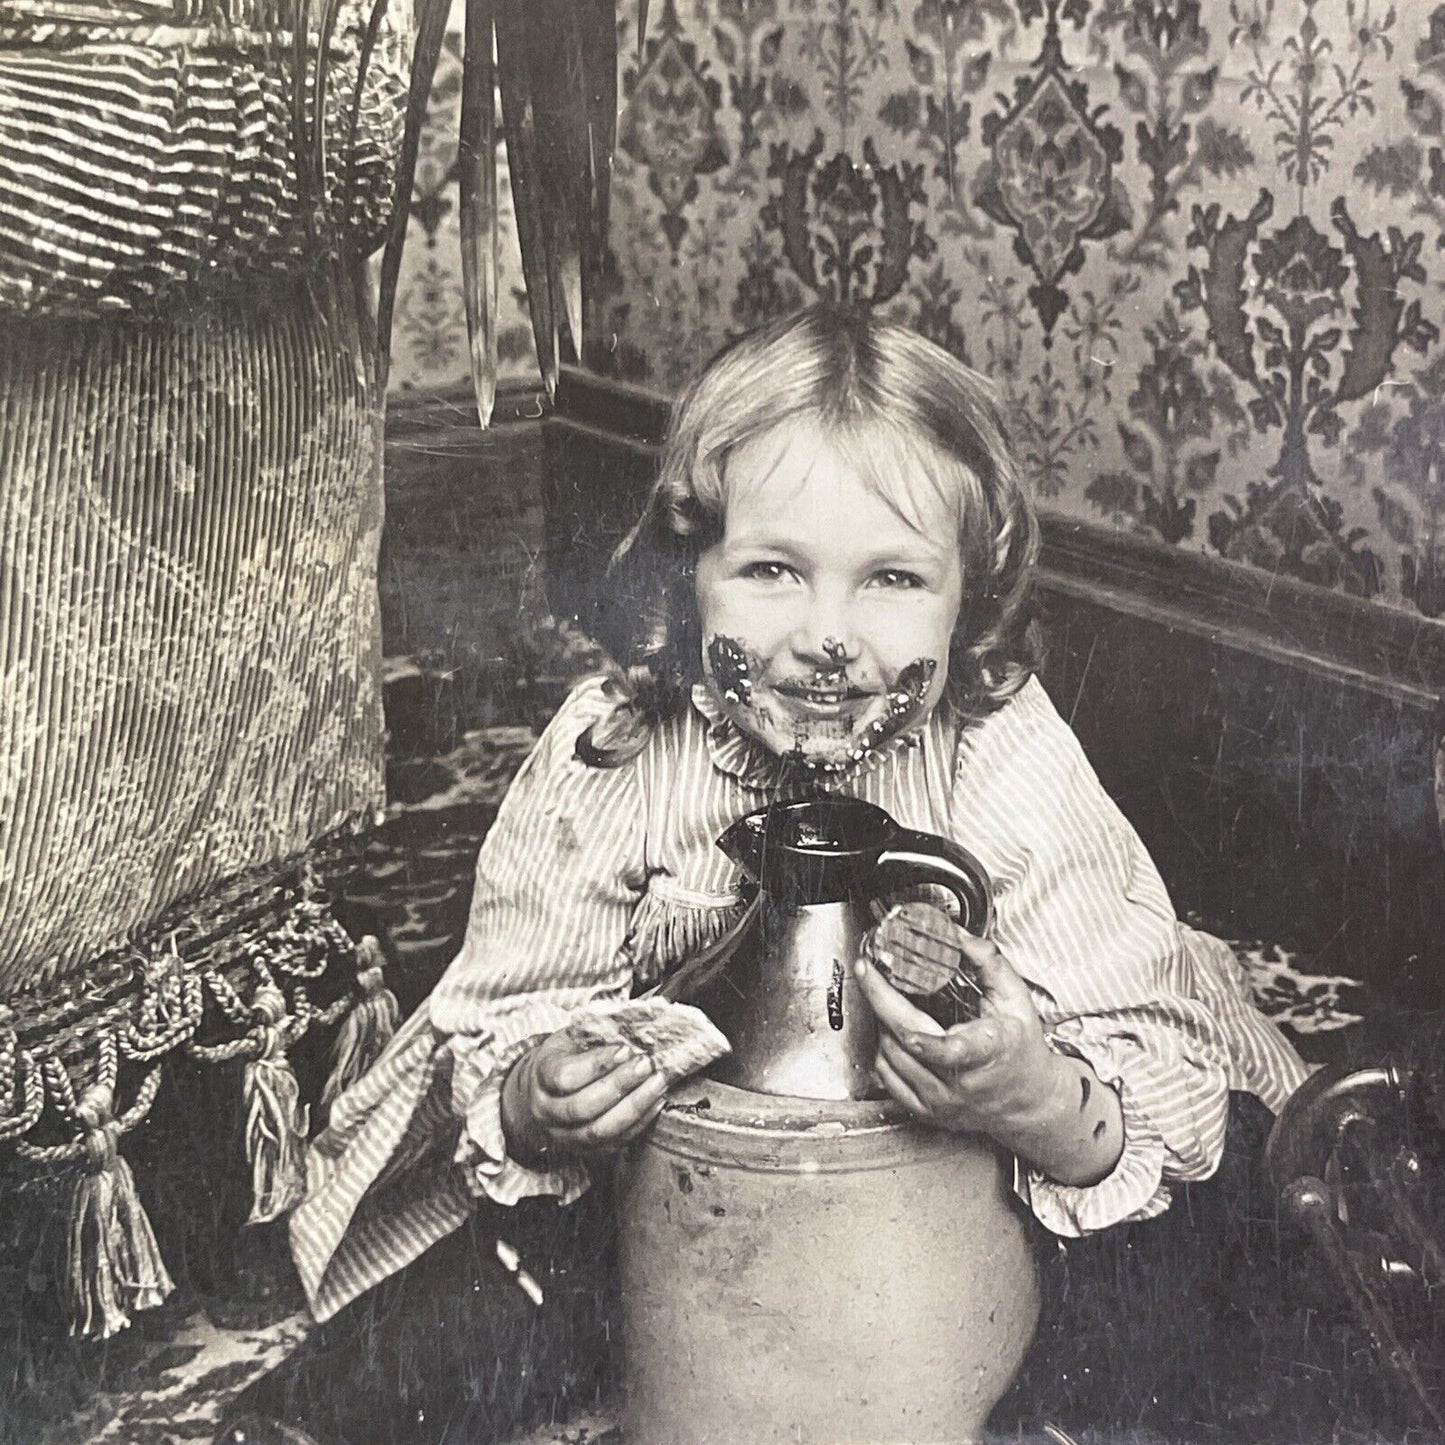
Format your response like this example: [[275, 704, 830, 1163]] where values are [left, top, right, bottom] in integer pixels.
[[290, 673, 1311, 1321], [0, 3, 409, 315]]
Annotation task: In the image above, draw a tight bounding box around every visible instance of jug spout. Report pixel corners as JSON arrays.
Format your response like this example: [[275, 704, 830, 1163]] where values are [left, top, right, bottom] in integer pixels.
[[716, 812, 766, 882], [715, 797, 892, 907]]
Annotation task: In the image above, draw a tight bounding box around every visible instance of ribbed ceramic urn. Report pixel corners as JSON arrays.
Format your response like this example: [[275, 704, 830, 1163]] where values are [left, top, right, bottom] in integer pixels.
[[616, 1076, 1040, 1445]]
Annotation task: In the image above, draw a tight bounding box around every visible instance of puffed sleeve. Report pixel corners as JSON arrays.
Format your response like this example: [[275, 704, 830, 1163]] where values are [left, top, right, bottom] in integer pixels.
[[950, 679, 1309, 1237], [290, 676, 647, 1321], [428, 674, 649, 1207]]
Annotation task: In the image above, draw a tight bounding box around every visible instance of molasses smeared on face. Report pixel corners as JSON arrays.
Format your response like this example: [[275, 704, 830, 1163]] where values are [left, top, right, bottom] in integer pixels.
[[863, 657, 937, 748], [706, 638, 942, 777], [808, 660, 848, 690], [707, 634, 754, 705], [785, 656, 939, 774]]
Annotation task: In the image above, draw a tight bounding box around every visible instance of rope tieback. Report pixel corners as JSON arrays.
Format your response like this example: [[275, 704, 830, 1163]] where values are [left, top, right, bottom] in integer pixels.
[[0, 1027, 45, 1143]]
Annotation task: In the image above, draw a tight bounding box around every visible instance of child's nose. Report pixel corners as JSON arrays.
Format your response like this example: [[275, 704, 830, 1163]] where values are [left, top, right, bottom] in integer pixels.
[[791, 615, 860, 667]]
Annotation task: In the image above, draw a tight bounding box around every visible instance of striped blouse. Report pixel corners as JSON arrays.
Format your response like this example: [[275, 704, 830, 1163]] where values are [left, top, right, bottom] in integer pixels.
[[290, 673, 1310, 1322]]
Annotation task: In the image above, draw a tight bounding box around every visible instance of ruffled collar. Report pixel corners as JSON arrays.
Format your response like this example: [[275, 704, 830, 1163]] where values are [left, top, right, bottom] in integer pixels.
[[688, 682, 940, 792]]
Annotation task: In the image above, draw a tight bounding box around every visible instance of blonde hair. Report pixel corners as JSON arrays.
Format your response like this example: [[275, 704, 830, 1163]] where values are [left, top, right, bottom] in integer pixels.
[[601, 303, 1040, 740]]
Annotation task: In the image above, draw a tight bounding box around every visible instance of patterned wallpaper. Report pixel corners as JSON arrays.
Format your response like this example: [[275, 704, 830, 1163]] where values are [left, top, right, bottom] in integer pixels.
[[393, 0, 1445, 619]]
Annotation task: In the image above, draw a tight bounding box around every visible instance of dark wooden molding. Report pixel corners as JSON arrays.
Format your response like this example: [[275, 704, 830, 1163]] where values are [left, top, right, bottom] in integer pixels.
[[554, 364, 668, 449], [546, 366, 1445, 706], [384, 378, 550, 450], [1038, 522, 1445, 701]]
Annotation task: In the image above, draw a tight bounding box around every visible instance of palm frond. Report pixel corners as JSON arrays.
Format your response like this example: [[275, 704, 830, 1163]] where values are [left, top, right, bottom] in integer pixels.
[[460, 0, 499, 427], [376, 0, 451, 386], [341, 0, 392, 229], [576, 0, 617, 360], [496, 0, 559, 397], [528, 0, 587, 360], [311, 0, 346, 229], [290, 0, 316, 225]]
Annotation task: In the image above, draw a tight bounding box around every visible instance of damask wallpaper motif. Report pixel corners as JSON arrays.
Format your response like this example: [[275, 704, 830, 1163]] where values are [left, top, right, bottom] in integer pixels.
[[396, 0, 1445, 619]]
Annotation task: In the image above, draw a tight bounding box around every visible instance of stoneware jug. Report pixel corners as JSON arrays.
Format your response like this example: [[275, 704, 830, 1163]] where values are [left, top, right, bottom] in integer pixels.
[[623, 797, 1039, 1445], [677, 795, 993, 1101]]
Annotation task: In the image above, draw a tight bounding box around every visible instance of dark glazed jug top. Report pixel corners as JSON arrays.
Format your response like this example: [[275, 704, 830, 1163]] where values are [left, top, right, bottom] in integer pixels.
[[717, 797, 904, 906]]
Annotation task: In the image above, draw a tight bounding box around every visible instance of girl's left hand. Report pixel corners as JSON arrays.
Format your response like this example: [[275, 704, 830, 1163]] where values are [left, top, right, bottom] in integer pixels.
[[853, 934, 1066, 1145]]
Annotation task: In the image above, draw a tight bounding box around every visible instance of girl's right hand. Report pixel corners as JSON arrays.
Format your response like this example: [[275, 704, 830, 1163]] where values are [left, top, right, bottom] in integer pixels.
[[500, 1031, 670, 1167]]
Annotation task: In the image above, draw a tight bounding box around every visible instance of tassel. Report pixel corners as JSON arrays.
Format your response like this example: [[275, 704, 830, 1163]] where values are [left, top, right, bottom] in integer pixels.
[[321, 935, 399, 1114], [243, 987, 310, 1226], [113, 1152, 175, 1313], [65, 1084, 174, 1338]]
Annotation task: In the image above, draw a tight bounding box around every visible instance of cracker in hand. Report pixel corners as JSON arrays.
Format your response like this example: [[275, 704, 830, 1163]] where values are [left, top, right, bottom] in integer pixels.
[[866, 901, 983, 1027], [562, 999, 731, 1084]]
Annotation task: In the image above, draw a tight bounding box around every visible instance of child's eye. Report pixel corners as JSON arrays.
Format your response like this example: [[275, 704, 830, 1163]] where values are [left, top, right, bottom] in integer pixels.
[[741, 561, 795, 582], [872, 569, 926, 590]]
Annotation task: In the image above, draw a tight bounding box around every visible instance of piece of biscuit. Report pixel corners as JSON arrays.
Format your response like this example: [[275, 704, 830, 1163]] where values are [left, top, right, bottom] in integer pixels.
[[867, 901, 983, 1026], [563, 999, 731, 1084]]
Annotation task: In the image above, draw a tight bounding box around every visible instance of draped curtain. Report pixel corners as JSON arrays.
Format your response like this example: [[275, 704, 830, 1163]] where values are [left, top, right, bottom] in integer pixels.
[[0, 1, 408, 995]]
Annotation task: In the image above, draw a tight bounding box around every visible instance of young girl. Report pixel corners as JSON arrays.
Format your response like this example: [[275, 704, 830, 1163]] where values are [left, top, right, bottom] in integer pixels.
[[290, 303, 1310, 1324]]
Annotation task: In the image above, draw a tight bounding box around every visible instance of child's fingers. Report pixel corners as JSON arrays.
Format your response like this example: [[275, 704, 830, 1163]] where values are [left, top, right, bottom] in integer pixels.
[[537, 1040, 641, 1098], [547, 1070, 669, 1150], [877, 1027, 998, 1116], [872, 1052, 931, 1120], [853, 959, 946, 1038], [539, 1051, 656, 1126], [954, 935, 1033, 1012], [877, 1030, 954, 1109], [904, 1017, 1006, 1076]]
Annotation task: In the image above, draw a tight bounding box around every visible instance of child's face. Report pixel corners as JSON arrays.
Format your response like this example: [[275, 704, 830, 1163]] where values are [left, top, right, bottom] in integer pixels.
[[694, 417, 963, 771]]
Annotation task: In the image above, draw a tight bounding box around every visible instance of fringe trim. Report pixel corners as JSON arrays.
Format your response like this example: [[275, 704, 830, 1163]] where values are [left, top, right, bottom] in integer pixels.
[[624, 886, 743, 990]]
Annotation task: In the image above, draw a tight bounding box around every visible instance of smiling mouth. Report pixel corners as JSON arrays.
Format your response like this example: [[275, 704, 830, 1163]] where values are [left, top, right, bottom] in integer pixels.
[[771, 681, 873, 710]]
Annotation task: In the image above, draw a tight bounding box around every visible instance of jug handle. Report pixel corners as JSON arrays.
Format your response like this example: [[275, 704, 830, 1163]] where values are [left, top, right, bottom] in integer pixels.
[[871, 830, 994, 936]]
